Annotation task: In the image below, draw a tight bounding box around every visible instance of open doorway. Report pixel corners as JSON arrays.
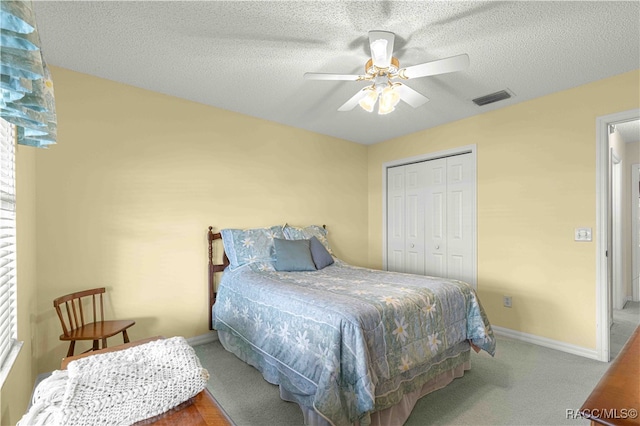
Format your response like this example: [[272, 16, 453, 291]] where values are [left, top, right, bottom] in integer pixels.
[[610, 121, 640, 360], [633, 164, 640, 302], [596, 110, 640, 362]]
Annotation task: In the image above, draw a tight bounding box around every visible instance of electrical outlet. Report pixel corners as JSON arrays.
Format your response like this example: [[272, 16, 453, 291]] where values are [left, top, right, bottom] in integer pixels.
[[503, 296, 512, 308]]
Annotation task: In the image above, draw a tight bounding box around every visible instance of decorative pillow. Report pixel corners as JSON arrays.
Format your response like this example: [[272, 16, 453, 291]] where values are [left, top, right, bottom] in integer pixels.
[[309, 236, 334, 270], [283, 224, 333, 255], [221, 226, 285, 270], [273, 238, 316, 272]]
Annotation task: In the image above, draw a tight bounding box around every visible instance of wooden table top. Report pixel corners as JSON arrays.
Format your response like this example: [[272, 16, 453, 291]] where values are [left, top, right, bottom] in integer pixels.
[[133, 388, 233, 426], [61, 336, 234, 426], [580, 326, 640, 426]]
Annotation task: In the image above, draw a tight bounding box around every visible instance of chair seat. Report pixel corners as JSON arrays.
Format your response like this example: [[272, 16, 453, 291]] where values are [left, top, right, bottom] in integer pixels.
[[59, 320, 135, 341], [54, 287, 136, 356]]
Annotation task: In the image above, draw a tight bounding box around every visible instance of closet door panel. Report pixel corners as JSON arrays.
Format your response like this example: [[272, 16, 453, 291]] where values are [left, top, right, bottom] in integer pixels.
[[404, 163, 425, 274], [424, 159, 447, 277], [446, 154, 475, 285], [387, 166, 405, 272]]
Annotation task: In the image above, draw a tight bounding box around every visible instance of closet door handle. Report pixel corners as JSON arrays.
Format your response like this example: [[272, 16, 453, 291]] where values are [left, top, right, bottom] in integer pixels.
[[435, 245, 440, 250], [410, 243, 415, 248]]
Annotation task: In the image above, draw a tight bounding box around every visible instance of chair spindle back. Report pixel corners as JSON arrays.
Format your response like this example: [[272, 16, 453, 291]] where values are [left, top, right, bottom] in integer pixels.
[[54, 287, 106, 338]]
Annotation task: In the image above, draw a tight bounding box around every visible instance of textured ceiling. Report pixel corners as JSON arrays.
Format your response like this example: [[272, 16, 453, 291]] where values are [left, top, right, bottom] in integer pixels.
[[33, 1, 640, 145], [616, 120, 640, 144]]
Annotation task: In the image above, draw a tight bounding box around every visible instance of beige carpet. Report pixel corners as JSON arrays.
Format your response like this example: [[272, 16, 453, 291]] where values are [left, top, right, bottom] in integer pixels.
[[610, 301, 640, 359], [194, 335, 612, 426]]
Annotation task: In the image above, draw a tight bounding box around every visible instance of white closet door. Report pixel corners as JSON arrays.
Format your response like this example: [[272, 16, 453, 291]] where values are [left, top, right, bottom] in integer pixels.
[[386, 152, 475, 287], [425, 158, 448, 278], [404, 163, 426, 275], [446, 154, 475, 285], [387, 166, 406, 272]]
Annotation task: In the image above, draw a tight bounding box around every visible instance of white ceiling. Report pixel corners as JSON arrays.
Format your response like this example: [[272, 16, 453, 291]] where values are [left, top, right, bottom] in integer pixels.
[[616, 120, 640, 144], [33, 1, 640, 145]]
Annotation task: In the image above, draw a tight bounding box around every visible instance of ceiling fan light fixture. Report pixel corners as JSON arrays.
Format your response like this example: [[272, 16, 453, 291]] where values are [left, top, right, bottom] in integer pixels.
[[377, 103, 395, 115], [306, 31, 460, 114], [359, 87, 378, 112], [384, 85, 400, 106], [378, 85, 400, 115]]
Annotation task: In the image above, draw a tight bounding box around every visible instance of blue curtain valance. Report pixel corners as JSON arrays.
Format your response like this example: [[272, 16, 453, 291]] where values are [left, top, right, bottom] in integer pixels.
[[0, 0, 56, 148]]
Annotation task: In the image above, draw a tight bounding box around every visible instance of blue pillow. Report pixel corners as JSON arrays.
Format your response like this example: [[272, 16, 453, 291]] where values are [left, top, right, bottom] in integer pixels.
[[283, 224, 333, 255], [274, 238, 316, 272], [309, 236, 334, 270]]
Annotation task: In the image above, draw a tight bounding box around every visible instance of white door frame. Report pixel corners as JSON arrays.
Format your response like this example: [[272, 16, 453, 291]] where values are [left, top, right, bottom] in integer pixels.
[[611, 149, 623, 311], [633, 164, 640, 302], [382, 144, 477, 288], [595, 108, 640, 362]]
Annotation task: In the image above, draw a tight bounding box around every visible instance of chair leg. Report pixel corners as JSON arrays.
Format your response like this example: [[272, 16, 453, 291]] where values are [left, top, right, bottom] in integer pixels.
[[92, 340, 99, 351], [122, 329, 130, 344], [102, 338, 107, 349], [67, 341, 76, 357]]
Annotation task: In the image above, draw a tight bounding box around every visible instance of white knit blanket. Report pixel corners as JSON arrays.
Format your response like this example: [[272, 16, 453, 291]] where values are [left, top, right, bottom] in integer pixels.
[[18, 337, 209, 426]]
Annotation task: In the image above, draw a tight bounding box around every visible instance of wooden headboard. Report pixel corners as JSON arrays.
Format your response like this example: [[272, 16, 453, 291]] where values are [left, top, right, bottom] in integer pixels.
[[207, 226, 229, 330]]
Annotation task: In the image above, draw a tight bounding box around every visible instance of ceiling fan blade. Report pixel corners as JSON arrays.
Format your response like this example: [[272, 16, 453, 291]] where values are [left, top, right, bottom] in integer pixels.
[[368, 30, 395, 69], [338, 89, 370, 112], [304, 73, 362, 81], [395, 83, 429, 108], [401, 54, 470, 79]]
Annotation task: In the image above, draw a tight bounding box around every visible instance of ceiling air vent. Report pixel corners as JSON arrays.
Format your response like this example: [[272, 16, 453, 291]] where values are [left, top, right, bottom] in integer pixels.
[[472, 90, 512, 106]]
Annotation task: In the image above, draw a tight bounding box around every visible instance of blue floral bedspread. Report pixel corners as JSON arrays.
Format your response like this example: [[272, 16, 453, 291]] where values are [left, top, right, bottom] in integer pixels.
[[212, 261, 495, 426]]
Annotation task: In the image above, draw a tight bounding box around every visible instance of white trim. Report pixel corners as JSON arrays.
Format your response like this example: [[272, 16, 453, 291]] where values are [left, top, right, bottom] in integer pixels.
[[611, 150, 621, 164], [0, 340, 23, 389], [492, 326, 599, 361], [595, 108, 640, 362], [611, 150, 623, 311], [632, 164, 639, 302], [381, 144, 477, 289], [382, 144, 476, 170], [186, 331, 218, 347]]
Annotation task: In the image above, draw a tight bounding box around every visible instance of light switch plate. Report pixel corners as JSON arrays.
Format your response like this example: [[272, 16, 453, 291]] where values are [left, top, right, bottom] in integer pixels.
[[575, 227, 592, 242]]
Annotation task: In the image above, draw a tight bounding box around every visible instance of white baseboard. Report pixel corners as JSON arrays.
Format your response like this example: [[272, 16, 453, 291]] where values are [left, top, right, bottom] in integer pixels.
[[492, 325, 599, 360], [186, 331, 219, 347]]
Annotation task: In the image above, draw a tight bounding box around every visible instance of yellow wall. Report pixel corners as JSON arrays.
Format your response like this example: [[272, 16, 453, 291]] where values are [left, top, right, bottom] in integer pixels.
[[34, 67, 369, 373], [1, 145, 38, 425], [368, 70, 640, 350], [10, 64, 639, 420]]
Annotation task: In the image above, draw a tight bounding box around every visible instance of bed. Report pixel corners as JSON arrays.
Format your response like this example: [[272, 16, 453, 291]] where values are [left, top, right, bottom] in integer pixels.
[[208, 225, 495, 426]]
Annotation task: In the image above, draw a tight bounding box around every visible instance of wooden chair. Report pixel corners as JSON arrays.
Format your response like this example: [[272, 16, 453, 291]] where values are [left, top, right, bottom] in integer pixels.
[[53, 287, 135, 357]]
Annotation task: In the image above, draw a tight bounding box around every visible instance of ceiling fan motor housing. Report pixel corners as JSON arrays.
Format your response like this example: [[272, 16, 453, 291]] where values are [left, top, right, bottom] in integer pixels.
[[365, 57, 400, 76]]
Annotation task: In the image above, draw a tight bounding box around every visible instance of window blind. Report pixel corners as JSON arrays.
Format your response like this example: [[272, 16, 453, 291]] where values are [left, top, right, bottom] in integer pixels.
[[0, 117, 17, 371]]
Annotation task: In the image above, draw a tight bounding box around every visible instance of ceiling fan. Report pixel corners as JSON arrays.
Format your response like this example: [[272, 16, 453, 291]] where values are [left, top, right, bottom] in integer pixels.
[[304, 31, 470, 115]]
